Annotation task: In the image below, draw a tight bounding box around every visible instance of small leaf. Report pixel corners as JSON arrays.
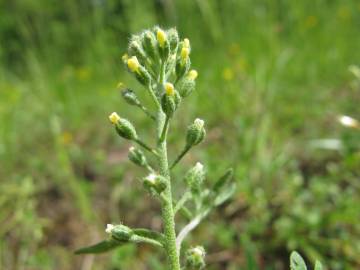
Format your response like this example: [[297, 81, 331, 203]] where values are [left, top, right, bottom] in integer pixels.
[[214, 182, 236, 206], [133, 228, 165, 244], [314, 261, 323, 270], [290, 251, 307, 270], [213, 168, 233, 193], [74, 239, 123, 254]]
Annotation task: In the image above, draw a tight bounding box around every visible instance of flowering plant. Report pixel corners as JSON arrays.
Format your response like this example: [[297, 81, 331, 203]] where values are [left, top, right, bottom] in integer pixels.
[[75, 26, 235, 270]]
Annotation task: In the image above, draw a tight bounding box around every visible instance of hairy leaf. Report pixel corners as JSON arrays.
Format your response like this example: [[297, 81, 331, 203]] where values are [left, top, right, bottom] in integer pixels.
[[213, 168, 233, 193], [74, 239, 123, 254], [290, 251, 307, 270]]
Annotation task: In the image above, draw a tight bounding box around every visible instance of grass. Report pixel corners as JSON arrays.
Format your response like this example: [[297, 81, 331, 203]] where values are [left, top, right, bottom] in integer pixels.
[[1, 0, 360, 269]]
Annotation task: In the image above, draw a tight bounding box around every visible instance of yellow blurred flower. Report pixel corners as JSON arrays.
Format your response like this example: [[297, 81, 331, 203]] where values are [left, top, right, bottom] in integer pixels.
[[304, 15, 318, 29], [337, 6, 351, 21], [75, 67, 91, 81], [222, 67, 234, 81], [61, 131, 73, 145]]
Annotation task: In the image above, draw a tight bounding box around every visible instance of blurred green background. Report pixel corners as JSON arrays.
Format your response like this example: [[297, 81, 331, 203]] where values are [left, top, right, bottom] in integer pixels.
[[1, 0, 360, 269]]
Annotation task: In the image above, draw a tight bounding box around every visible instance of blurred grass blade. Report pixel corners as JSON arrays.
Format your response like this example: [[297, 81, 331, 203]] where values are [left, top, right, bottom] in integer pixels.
[[74, 239, 123, 254], [290, 251, 307, 270]]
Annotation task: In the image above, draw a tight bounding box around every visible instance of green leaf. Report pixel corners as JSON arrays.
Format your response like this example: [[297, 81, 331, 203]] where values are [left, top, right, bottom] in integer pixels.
[[290, 251, 307, 270], [74, 239, 124, 254], [314, 261, 323, 270], [214, 182, 236, 206], [133, 228, 165, 244], [213, 168, 233, 193]]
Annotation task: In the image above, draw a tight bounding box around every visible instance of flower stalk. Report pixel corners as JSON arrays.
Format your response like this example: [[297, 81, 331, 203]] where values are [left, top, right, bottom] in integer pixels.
[[75, 26, 235, 270]]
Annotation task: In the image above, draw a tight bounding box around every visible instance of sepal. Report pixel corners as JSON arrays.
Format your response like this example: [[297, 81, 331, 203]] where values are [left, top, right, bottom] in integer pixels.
[[143, 173, 167, 194], [186, 118, 206, 147], [128, 147, 148, 167], [121, 88, 141, 106], [185, 246, 206, 269], [108, 113, 138, 140], [184, 162, 205, 194]]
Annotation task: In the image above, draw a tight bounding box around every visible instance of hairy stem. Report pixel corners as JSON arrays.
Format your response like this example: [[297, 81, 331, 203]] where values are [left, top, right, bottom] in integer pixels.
[[156, 59, 181, 270], [157, 110, 181, 270]]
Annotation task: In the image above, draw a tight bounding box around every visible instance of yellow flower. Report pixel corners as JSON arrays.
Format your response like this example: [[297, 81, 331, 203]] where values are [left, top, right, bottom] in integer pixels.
[[222, 67, 234, 81], [109, 112, 120, 124], [127, 56, 140, 73], [165, 82, 175, 96], [337, 6, 351, 21], [188, 70, 198, 80], [304, 15, 318, 29], [183, 38, 190, 48], [157, 29, 167, 48], [61, 131, 73, 145], [181, 47, 190, 61]]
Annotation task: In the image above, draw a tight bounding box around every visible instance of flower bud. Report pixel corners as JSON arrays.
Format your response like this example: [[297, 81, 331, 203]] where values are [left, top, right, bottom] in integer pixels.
[[142, 30, 157, 60], [127, 56, 140, 73], [109, 112, 121, 124], [185, 162, 205, 194], [165, 54, 177, 75], [181, 47, 190, 64], [156, 28, 167, 48], [156, 27, 170, 60], [128, 147, 147, 167], [105, 224, 133, 242], [183, 38, 190, 49], [109, 112, 138, 140], [121, 88, 141, 106], [177, 70, 198, 97], [143, 173, 167, 194], [176, 54, 191, 80], [167, 28, 179, 54], [128, 37, 148, 65], [188, 69, 198, 80], [161, 83, 181, 117], [185, 246, 206, 269], [186, 118, 206, 147], [126, 56, 152, 86]]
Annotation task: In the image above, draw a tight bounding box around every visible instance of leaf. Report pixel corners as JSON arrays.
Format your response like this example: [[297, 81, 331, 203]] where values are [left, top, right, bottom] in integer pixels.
[[290, 251, 307, 270], [314, 261, 323, 270], [74, 239, 124, 254], [213, 168, 233, 193], [214, 182, 236, 206], [133, 228, 165, 244]]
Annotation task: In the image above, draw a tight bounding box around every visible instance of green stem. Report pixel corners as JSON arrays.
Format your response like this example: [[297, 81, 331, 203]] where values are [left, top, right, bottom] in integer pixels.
[[134, 138, 158, 157], [174, 191, 191, 214], [156, 58, 181, 269], [170, 145, 191, 169], [138, 104, 156, 121], [159, 116, 170, 143]]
